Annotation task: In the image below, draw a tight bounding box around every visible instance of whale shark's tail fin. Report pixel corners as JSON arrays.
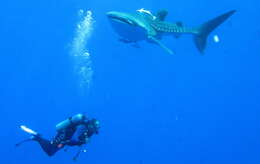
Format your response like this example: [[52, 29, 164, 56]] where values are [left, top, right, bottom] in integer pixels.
[[194, 10, 236, 54]]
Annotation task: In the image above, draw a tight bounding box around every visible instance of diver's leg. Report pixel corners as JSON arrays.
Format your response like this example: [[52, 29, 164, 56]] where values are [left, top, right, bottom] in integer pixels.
[[33, 136, 60, 156]]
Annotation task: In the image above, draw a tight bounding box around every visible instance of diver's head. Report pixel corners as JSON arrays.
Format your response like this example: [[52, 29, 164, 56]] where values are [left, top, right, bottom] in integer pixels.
[[71, 113, 87, 125], [89, 119, 100, 134]]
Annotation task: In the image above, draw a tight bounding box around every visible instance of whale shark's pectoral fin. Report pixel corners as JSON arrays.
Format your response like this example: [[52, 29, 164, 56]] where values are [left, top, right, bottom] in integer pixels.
[[148, 36, 174, 55], [119, 38, 140, 48], [132, 43, 140, 48]]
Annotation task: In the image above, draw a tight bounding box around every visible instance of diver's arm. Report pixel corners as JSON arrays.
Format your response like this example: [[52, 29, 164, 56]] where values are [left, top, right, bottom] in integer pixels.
[[66, 140, 83, 146], [66, 136, 88, 146]]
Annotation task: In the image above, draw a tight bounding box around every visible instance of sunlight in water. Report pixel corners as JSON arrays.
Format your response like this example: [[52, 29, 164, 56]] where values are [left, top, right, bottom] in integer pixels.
[[71, 10, 94, 90]]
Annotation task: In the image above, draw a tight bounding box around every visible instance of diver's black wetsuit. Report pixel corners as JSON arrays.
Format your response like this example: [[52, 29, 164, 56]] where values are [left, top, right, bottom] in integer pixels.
[[33, 117, 99, 156]]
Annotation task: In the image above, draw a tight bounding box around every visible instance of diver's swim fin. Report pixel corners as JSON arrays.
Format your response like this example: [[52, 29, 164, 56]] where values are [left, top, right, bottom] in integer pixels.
[[148, 35, 174, 54], [16, 125, 39, 147], [20, 125, 38, 135], [15, 139, 32, 147]]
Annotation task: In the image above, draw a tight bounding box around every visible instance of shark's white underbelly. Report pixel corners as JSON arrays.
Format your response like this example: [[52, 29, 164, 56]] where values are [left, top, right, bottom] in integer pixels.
[[109, 20, 147, 42]]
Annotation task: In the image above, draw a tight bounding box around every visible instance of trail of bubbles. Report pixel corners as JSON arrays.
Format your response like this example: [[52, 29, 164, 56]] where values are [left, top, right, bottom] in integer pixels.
[[71, 10, 94, 90]]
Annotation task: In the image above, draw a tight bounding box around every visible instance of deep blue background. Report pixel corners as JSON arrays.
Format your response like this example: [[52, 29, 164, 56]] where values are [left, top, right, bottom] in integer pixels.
[[0, 0, 260, 164]]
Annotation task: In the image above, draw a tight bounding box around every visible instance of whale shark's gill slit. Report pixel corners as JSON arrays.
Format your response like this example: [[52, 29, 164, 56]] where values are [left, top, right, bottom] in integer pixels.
[[70, 10, 95, 92]]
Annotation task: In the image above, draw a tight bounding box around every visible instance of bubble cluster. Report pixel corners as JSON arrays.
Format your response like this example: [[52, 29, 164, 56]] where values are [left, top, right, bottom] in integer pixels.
[[71, 10, 94, 90], [213, 34, 220, 43]]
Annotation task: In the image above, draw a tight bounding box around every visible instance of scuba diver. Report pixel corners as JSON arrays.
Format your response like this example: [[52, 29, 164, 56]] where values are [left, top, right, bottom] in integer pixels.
[[16, 113, 100, 160]]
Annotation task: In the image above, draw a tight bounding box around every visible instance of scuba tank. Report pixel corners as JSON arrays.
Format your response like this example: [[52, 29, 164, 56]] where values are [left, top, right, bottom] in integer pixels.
[[56, 114, 86, 132]]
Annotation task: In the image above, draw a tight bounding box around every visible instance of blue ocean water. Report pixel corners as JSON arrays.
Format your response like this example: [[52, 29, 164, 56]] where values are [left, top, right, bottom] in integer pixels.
[[0, 0, 260, 163]]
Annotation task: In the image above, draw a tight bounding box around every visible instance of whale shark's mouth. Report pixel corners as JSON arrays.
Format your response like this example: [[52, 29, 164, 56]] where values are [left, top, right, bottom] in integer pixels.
[[107, 12, 136, 26], [108, 16, 135, 26]]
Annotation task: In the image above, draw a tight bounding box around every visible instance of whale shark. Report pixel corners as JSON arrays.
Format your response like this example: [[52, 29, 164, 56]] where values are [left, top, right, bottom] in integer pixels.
[[106, 9, 236, 54]]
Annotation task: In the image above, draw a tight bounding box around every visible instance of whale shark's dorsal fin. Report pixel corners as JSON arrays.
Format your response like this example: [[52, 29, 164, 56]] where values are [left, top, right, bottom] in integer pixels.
[[155, 10, 168, 21]]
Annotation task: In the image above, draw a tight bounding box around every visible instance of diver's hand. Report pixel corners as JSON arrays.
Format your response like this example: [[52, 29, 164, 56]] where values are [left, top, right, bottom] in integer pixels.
[[60, 140, 70, 145], [77, 137, 89, 146]]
